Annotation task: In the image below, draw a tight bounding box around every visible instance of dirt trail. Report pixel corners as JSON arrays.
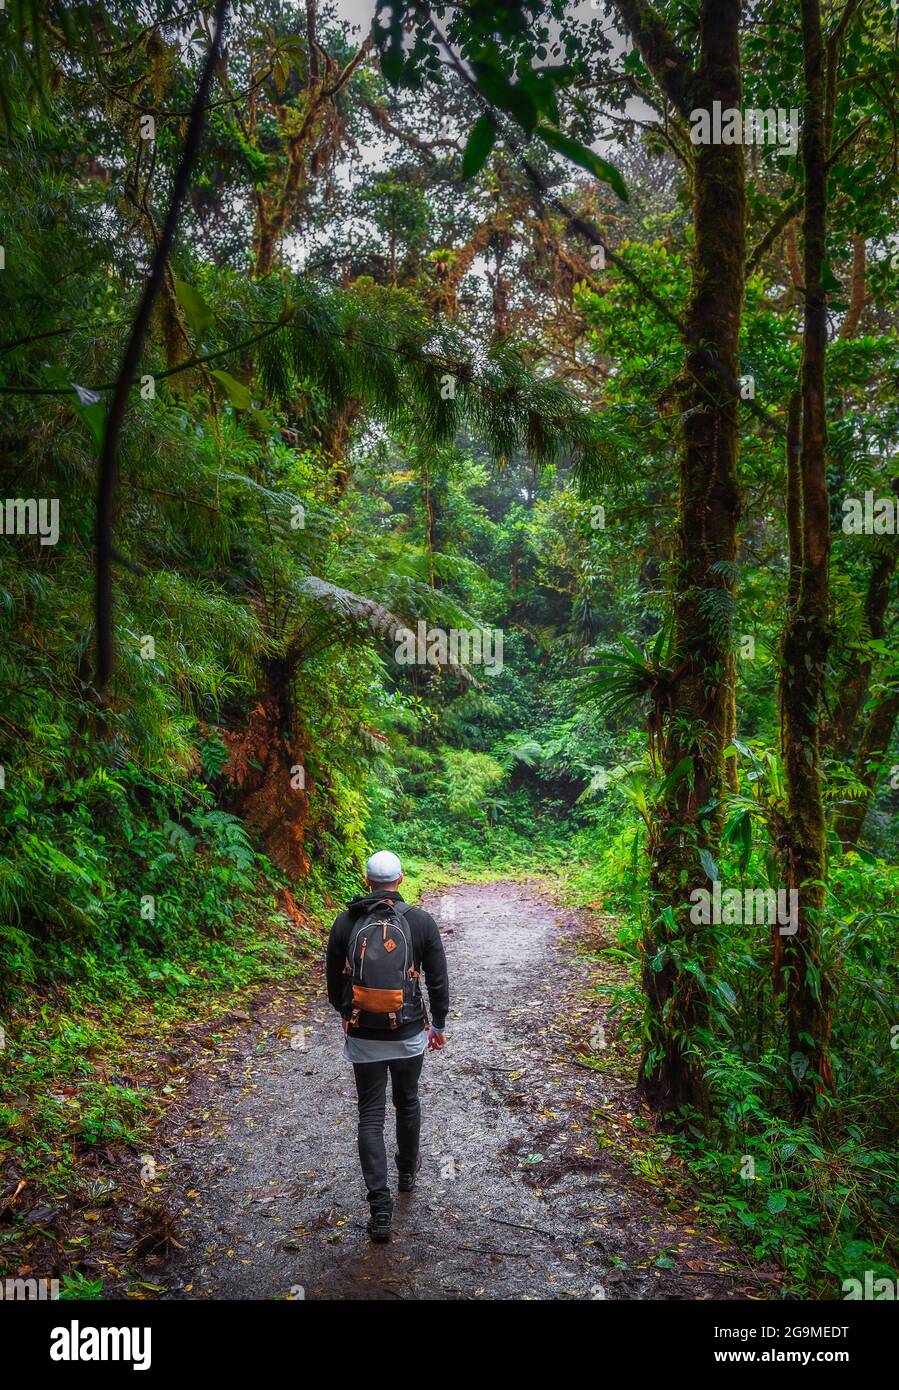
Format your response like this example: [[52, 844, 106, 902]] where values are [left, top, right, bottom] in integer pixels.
[[152, 882, 766, 1300]]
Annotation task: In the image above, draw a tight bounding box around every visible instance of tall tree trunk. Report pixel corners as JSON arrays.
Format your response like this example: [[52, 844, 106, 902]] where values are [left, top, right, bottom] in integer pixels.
[[636, 0, 746, 1115], [838, 233, 866, 340], [724, 651, 738, 792], [785, 389, 803, 606], [94, 0, 228, 688], [777, 0, 833, 1116]]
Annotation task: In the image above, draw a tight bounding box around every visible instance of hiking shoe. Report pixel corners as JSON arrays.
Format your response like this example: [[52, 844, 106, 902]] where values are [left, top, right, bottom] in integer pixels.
[[397, 1155, 422, 1193], [368, 1205, 393, 1242]]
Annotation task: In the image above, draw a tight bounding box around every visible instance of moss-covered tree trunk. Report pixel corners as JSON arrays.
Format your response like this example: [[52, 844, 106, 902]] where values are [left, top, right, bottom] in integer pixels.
[[776, 0, 833, 1115], [225, 656, 312, 880], [828, 549, 897, 763], [833, 684, 899, 847], [624, 0, 745, 1114]]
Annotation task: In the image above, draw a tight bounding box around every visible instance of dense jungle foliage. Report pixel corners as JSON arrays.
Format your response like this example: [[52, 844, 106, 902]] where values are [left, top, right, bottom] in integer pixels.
[[0, 0, 896, 1296]]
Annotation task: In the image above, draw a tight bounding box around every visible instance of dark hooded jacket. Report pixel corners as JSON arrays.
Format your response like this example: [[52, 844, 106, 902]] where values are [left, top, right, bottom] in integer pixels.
[[326, 889, 449, 1039]]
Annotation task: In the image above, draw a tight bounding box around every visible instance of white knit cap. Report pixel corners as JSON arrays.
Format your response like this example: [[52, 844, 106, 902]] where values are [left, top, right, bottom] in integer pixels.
[[365, 850, 403, 883]]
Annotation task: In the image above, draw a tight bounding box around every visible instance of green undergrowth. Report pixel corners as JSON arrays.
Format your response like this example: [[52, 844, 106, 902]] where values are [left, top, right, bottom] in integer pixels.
[[560, 819, 899, 1299], [0, 873, 323, 1210]]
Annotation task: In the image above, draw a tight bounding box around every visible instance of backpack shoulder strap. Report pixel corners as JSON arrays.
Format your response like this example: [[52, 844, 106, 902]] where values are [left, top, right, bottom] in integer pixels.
[[394, 903, 424, 969]]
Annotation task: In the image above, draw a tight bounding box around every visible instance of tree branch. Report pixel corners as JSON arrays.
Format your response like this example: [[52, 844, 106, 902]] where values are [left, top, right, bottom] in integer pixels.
[[745, 117, 869, 275], [610, 0, 695, 120]]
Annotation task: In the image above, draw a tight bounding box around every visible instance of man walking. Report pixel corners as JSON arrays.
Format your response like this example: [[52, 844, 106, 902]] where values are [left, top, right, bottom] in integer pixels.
[[326, 851, 449, 1242]]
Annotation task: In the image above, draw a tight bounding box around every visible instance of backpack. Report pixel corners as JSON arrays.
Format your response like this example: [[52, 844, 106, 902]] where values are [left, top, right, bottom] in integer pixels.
[[344, 900, 428, 1031]]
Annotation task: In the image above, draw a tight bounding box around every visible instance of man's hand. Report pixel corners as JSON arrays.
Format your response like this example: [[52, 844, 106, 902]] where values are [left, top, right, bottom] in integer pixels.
[[428, 1027, 446, 1051]]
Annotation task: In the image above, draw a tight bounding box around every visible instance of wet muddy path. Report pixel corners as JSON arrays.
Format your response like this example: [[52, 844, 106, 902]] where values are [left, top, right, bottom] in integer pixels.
[[151, 882, 770, 1300]]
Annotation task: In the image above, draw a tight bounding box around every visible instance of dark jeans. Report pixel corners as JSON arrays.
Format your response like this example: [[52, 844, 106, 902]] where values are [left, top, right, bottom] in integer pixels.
[[352, 1053, 424, 1209]]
